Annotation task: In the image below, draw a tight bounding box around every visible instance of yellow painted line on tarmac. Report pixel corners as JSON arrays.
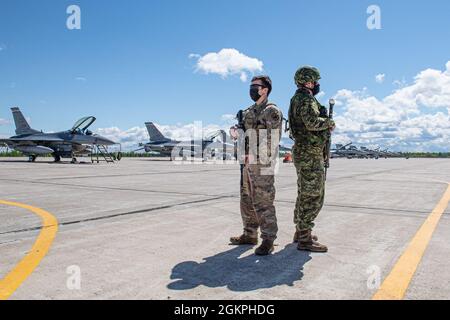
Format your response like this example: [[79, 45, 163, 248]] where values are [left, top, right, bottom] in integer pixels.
[[0, 200, 58, 300], [373, 183, 450, 300]]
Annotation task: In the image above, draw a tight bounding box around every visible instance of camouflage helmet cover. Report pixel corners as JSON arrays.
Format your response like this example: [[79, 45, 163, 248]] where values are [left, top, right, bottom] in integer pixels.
[[295, 66, 321, 86]]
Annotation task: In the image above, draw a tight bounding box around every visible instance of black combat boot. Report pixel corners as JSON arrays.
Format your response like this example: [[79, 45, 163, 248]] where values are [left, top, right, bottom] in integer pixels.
[[255, 239, 274, 256], [229, 234, 258, 245], [293, 230, 318, 243], [297, 230, 327, 253]]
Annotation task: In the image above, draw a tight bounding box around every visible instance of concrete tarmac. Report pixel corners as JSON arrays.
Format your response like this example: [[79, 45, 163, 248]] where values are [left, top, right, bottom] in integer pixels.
[[0, 157, 449, 300]]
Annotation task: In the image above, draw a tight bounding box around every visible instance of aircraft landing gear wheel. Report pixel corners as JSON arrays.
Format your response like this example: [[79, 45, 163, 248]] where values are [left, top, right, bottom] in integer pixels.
[[29, 155, 36, 162]]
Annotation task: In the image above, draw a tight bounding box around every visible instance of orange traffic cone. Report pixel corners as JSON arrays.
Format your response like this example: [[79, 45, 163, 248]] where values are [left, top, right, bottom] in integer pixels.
[[283, 153, 293, 163]]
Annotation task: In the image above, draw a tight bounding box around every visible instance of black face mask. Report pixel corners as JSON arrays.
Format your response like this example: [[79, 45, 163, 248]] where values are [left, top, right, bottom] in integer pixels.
[[250, 86, 262, 102], [312, 82, 321, 96]]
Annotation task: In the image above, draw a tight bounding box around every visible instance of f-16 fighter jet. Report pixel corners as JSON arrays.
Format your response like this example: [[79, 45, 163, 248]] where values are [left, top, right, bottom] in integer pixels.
[[0, 107, 119, 163]]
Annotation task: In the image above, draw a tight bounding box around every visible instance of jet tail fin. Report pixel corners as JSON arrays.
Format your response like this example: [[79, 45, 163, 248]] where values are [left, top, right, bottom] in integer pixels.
[[11, 107, 39, 135], [205, 130, 226, 142], [145, 122, 168, 142]]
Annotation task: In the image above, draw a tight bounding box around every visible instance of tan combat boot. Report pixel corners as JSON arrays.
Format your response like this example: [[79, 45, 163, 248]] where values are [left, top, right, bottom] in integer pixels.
[[229, 234, 258, 245], [255, 239, 274, 256], [297, 230, 327, 252], [293, 230, 318, 243]]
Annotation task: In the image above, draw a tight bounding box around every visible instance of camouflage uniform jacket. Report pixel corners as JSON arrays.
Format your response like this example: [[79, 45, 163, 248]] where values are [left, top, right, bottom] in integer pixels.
[[241, 100, 283, 163], [288, 88, 334, 154]]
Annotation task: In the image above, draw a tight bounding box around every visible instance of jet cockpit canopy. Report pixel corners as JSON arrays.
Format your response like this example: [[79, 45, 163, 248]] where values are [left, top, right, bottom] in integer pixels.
[[71, 116, 96, 134]]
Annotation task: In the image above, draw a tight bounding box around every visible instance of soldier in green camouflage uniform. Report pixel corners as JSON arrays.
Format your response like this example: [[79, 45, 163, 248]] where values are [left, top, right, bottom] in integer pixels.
[[229, 75, 283, 256], [288, 66, 335, 252]]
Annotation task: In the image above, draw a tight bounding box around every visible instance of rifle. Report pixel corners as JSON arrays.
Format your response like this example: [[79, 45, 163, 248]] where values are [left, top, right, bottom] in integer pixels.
[[235, 110, 245, 187], [324, 99, 335, 180]]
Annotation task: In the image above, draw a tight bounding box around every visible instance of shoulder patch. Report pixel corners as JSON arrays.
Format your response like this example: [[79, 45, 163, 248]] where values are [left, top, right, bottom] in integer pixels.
[[264, 105, 282, 122]]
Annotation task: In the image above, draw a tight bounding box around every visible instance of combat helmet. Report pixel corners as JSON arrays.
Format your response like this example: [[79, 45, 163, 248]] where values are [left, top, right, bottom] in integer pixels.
[[295, 66, 321, 86]]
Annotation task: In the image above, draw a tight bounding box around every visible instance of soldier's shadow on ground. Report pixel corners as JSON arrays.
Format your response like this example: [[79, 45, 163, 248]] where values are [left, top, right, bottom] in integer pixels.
[[167, 244, 311, 292]]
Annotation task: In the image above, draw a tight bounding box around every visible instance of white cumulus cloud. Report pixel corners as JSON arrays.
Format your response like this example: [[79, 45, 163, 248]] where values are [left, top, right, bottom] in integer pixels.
[[333, 61, 450, 152], [190, 48, 264, 82], [375, 73, 385, 84], [220, 114, 237, 123], [393, 78, 407, 88]]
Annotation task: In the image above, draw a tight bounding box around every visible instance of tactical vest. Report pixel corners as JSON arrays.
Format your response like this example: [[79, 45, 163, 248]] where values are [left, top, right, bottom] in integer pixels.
[[288, 89, 328, 148], [242, 101, 281, 160], [288, 89, 307, 138], [242, 102, 277, 132]]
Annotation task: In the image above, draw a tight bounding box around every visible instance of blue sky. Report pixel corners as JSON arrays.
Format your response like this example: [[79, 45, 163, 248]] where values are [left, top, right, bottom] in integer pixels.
[[1, 0, 450, 151]]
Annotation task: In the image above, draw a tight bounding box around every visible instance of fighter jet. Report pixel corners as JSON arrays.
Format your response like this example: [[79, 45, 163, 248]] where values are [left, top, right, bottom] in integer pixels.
[[135, 122, 234, 160], [360, 146, 382, 159], [331, 143, 369, 159], [377, 148, 408, 159], [0, 107, 119, 163], [378, 148, 391, 158]]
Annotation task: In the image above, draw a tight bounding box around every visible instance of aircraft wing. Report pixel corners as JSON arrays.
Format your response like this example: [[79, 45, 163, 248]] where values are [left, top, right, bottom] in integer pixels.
[[0, 139, 22, 147], [5, 136, 65, 142], [0, 139, 13, 146], [164, 142, 203, 148], [204, 141, 235, 149]]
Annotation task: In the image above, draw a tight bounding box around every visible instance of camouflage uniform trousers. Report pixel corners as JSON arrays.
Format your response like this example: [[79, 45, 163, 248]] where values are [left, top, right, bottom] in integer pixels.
[[240, 164, 278, 241], [292, 144, 325, 232]]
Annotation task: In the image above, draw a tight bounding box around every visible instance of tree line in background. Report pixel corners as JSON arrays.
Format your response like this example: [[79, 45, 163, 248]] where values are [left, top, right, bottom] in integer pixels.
[[0, 150, 449, 159]]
